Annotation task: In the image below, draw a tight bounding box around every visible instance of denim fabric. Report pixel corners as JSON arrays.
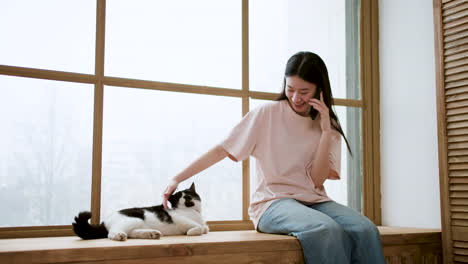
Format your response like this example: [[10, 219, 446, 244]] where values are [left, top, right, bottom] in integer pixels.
[[257, 198, 385, 264]]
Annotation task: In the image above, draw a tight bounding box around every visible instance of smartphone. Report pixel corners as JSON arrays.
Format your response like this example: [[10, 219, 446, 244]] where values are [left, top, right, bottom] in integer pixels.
[[309, 87, 322, 120]]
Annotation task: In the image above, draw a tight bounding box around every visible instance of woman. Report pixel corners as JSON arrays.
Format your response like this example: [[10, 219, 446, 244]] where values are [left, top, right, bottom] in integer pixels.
[[162, 51, 385, 264]]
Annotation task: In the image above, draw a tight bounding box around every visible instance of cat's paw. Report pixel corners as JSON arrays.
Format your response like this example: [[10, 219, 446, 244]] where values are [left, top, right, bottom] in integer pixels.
[[130, 229, 162, 239], [146, 230, 162, 239], [108, 232, 127, 241], [202, 225, 209, 234], [186, 226, 203, 236]]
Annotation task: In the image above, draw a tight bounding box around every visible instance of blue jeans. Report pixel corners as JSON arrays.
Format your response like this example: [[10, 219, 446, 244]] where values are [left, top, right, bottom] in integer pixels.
[[257, 198, 385, 264]]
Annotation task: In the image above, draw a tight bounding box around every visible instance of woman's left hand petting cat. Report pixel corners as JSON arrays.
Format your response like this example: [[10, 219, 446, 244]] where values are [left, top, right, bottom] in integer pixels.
[[72, 183, 209, 241]]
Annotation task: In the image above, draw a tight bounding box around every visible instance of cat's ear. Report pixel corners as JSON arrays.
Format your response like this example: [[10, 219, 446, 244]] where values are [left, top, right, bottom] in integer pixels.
[[189, 182, 196, 192]]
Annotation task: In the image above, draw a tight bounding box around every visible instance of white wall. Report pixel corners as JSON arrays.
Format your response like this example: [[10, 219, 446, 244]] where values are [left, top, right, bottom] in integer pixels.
[[380, 0, 441, 228]]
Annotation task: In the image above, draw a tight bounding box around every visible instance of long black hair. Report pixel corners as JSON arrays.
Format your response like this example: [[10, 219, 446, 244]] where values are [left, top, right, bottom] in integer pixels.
[[276, 51, 352, 155]]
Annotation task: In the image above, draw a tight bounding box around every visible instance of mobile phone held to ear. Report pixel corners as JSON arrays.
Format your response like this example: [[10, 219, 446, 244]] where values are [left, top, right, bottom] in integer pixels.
[[309, 87, 322, 120]]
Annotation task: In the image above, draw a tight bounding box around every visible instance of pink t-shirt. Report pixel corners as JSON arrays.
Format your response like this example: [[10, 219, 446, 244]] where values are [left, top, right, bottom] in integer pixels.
[[221, 100, 342, 229]]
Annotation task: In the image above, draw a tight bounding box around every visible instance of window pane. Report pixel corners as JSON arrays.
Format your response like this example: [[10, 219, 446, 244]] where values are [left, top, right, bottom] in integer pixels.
[[0, 1, 96, 73], [105, 0, 241, 89], [0, 76, 94, 227], [249, 99, 362, 212], [102, 87, 242, 221], [249, 0, 360, 99]]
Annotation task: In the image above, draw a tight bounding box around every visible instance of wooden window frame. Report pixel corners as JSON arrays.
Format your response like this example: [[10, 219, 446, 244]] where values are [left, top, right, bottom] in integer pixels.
[[0, 0, 381, 238]]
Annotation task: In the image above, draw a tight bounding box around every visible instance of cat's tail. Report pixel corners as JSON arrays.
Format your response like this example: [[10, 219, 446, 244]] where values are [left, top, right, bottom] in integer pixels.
[[72, 211, 108, 240]]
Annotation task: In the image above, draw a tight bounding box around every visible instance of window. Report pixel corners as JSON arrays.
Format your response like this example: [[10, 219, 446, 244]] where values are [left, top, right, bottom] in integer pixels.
[[101, 87, 242, 221], [0, 1, 96, 73], [0, 76, 93, 227], [105, 0, 242, 88], [0, 0, 380, 236]]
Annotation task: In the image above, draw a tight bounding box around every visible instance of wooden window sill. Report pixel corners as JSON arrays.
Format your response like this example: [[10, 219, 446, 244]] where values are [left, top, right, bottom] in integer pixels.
[[0, 227, 442, 264]]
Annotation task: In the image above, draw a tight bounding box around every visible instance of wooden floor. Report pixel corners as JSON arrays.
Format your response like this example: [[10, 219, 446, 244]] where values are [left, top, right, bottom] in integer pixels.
[[0, 227, 442, 264]]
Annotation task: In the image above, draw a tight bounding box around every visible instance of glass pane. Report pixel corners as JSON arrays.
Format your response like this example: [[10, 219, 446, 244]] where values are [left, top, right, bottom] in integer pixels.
[[249, 99, 362, 212], [102, 87, 242, 221], [249, 0, 360, 99], [106, 0, 241, 89], [0, 76, 94, 227], [0, 1, 96, 73]]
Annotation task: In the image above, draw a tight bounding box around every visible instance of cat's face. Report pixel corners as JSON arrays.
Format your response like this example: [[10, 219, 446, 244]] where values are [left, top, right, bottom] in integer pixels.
[[168, 183, 202, 212]]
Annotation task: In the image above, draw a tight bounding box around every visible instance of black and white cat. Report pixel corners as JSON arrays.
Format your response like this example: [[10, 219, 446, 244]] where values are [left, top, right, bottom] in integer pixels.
[[72, 183, 209, 241]]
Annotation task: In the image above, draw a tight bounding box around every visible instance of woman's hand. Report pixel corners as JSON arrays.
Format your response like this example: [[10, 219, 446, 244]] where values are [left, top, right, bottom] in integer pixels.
[[162, 179, 179, 209], [309, 92, 331, 132]]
